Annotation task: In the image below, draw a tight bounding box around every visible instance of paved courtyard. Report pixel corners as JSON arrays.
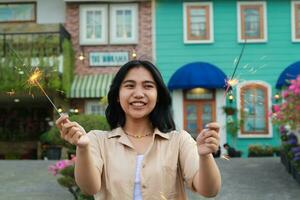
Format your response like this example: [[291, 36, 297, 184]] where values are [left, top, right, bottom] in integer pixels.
[[0, 157, 299, 200]]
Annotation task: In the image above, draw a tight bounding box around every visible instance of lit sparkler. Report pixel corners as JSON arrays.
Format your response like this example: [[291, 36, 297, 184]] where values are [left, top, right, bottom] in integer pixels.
[[6, 42, 62, 115], [27, 68, 61, 115], [224, 39, 247, 101]]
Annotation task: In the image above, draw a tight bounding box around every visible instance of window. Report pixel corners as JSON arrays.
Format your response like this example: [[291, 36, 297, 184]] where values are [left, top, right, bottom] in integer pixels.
[[183, 2, 214, 43], [237, 82, 272, 137], [85, 100, 106, 116], [80, 5, 108, 45], [0, 3, 36, 22], [110, 4, 138, 44], [80, 4, 138, 45], [237, 1, 267, 43], [292, 1, 300, 42]]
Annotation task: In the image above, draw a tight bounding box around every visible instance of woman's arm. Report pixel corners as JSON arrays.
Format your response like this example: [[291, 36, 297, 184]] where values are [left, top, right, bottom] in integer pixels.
[[193, 154, 221, 197], [193, 123, 221, 197], [75, 144, 102, 195], [56, 114, 101, 195]]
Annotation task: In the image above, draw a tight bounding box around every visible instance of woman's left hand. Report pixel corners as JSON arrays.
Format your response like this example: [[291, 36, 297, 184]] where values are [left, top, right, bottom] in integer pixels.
[[196, 122, 220, 156]]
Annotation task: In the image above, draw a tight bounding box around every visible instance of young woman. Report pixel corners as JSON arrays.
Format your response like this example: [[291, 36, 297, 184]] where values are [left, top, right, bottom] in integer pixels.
[[56, 60, 221, 200]]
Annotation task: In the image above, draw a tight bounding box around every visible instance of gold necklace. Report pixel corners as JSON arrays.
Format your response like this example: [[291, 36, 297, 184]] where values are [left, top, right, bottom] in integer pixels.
[[124, 131, 152, 139]]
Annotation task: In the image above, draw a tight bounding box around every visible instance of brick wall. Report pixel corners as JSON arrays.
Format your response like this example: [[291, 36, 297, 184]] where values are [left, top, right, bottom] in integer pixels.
[[65, 2, 153, 76]]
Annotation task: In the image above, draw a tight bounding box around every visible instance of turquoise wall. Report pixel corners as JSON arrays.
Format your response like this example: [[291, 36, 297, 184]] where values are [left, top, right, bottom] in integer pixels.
[[155, 0, 298, 156]]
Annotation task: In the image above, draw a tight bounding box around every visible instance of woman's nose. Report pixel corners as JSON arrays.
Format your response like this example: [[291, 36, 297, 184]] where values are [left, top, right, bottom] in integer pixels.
[[133, 88, 145, 98]]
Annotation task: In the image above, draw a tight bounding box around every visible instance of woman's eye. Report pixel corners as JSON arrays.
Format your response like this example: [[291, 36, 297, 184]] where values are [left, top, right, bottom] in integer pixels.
[[125, 84, 134, 88], [145, 84, 154, 89]]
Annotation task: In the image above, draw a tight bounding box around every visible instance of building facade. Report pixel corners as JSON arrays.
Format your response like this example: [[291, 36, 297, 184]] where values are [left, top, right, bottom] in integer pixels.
[[64, 0, 153, 116], [154, 0, 300, 156], [0, 0, 71, 159]]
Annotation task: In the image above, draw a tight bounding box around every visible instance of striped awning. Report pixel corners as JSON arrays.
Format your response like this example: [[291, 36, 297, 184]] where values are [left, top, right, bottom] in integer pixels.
[[70, 74, 114, 98]]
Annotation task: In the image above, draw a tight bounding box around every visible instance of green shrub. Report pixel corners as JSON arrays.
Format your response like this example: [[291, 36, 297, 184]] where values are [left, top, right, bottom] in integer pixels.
[[248, 144, 278, 157], [40, 114, 110, 148]]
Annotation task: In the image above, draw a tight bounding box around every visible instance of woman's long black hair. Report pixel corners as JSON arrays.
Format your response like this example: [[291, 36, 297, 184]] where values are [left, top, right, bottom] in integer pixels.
[[105, 60, 175, 133]]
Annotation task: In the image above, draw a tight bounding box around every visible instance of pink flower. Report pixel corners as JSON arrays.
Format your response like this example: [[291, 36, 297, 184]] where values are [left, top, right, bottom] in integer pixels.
[[273, 105, 281, 112], [283, 91, 289, 98], [48, 159, 74, 176]]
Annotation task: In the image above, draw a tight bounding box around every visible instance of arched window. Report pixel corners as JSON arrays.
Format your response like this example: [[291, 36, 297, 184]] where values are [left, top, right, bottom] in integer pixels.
[[239, 83, 269, 135]]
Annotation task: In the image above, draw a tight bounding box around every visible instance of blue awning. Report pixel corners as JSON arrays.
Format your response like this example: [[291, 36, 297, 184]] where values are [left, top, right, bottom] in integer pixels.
[[168, 62, 227, 90], [276, 61, 300, 88]]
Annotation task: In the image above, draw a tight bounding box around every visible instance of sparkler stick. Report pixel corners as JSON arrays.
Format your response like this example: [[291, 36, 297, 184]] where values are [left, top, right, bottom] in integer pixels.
[[224, 39, 247, 99], [27, 68, 61, 116], [35, 81, 61, 116]]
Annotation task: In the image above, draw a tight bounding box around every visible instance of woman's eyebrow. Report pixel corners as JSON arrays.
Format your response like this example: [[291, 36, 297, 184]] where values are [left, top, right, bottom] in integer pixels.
[[122, 80, 135, 84], [122, 80, 156, 84], [143, 80, 156, 85]]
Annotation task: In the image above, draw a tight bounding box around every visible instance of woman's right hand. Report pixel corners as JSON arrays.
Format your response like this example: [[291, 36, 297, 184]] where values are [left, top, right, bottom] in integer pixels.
[[55, 114, 90, 148]]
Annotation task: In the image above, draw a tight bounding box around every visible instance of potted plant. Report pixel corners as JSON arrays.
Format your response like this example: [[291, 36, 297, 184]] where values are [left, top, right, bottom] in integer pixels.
[[271, 75, 300, 138], [248, 144, 274, 157], [48, 156, 94, 200], [222, 106, 237, 115]]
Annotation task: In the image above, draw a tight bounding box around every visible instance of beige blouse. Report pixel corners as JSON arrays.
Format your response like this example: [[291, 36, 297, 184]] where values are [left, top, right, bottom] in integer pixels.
[[85, 127, 199, 200]]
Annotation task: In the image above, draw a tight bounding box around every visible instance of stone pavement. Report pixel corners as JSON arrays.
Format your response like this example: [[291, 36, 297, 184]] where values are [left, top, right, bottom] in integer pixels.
[[0, 158, 299, 200]]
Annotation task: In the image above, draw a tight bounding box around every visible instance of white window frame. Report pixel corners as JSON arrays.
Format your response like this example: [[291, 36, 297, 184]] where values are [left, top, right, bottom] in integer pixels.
[[79, 4, 108, 45], [85, 100, 106, 116], [183, 2, 214, 44], [236, 81, 273, 138], [237, 1, 267, 43], [291, 1, 300, 42], [110, 4, 138, 44]]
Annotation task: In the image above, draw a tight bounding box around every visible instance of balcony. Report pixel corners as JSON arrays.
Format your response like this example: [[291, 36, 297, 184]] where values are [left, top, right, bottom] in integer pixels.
[[0, 23, 70, 57]]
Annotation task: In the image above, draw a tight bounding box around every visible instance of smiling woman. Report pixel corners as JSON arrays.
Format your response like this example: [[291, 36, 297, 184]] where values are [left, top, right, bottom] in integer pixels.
[[55, 60, 222, 200]]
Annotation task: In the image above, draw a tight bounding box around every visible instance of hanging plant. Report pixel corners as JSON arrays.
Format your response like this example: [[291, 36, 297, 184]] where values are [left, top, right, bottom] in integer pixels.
[[222, 106, 237, 115]]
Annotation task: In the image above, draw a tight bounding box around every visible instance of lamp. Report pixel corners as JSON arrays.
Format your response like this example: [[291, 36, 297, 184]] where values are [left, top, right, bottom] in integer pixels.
[[274, 92, 280, 103], [78, 50, 85, 61], [132, 49, 137, 59], [228, 93, 234, 104]]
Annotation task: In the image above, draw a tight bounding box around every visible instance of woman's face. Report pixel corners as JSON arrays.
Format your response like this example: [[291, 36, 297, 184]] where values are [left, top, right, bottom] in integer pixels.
[[119, 66, 158, 121]]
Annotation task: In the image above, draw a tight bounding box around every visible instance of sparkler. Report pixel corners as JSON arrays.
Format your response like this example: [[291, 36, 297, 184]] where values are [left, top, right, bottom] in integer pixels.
[[224, 39, 247, 100], [6, 42, 62, 116], [27, 68, 61, 116]]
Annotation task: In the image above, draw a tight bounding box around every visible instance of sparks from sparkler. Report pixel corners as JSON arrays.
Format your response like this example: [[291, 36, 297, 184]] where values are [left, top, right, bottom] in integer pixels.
[[7, 42, 61, 115], [27, 68, 61, 115], [224, 40, 247, 101]]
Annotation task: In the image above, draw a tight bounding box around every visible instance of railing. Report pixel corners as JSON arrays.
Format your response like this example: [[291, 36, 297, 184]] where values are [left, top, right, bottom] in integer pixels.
[[0, 24, 70, 57]]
